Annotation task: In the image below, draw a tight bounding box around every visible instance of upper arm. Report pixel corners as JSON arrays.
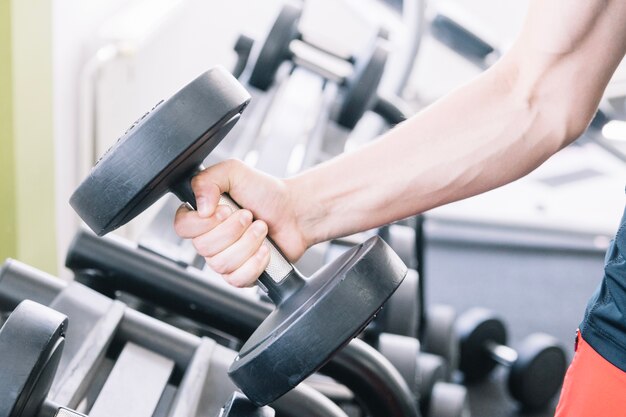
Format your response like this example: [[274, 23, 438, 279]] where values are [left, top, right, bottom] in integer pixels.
[[500, 0, 626, 143]]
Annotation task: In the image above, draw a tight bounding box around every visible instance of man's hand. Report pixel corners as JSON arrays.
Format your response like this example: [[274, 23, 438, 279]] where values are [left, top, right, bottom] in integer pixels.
[[174, 159, 309, 287]]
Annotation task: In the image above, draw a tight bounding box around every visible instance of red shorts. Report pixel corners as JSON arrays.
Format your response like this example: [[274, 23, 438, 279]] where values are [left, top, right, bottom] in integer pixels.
[[555, 333, 626, 417]]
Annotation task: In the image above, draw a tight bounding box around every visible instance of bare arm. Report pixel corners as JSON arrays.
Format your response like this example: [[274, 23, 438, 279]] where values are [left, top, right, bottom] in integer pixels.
[[176, 0, 626, 287], [290, 0, 626, 243]]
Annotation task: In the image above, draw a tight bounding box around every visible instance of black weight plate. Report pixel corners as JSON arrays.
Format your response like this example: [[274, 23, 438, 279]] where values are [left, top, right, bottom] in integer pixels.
[[423, 304, 459, 377], [456, 307, 506, 382], [335, 41, 388, 129], [377, 333, 420, 398], [508, 333, 567, 410], [233, 34, 255, 79], [417, 352, 446, 410], [380, 269, 419, 338], [427, 382, 470, 417], [228, 236, 407, 405], [70, 67, 250, 236], [247, 3, 302, 91], [0, 300, 67, 417]]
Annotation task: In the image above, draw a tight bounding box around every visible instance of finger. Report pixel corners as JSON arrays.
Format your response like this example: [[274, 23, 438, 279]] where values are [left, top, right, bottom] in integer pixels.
[[191, 160, 240, 218], [192, 209, 253, 257], [174, 204, 232, 239], [220, 244, 271, 288], [205, 220, 268, 274], [191, 178, 221, 218]]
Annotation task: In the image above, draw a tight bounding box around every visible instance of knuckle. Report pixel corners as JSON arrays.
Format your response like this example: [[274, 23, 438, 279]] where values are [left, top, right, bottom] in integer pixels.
[[256, 250, 270, 270], [192, 237, 210, 257], [208, 256, 229, 274], [191, 172, 213, 192], [257, 260, 269, 274], [224, 273, 249, 289], [224, 158, 242, 170], [190, 173, 204, 188]]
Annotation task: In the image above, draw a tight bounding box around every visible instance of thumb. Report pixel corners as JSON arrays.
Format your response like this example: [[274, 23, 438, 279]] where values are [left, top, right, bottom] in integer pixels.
[[191, 167, 229, 218]]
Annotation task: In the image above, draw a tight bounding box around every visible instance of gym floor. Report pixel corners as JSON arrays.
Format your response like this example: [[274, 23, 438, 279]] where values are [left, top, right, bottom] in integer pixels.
[[425, 223, 607, 417]]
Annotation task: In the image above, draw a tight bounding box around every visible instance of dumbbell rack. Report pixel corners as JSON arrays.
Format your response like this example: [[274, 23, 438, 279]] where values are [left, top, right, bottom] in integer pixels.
[[1, 257, 422, 417], [0, 260, 359, 417]]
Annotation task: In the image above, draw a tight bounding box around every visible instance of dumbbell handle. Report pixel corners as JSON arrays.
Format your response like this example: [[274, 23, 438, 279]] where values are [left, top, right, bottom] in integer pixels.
[[171, 170, 304, 305], [484, 341, 518, 367], [290, 39, 353, 83], [217, 194, 295, 282]]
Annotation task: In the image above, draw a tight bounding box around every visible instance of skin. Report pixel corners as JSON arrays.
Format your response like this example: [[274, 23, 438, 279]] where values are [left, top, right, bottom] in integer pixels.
[[174, 0, 626, 288]]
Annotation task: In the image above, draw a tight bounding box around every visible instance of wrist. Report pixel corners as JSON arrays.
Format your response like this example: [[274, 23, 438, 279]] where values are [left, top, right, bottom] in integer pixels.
[[284, 174, 330, 248]]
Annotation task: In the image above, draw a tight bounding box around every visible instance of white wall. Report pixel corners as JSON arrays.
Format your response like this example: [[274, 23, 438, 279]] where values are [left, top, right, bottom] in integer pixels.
[[53, 0, 134, 277]]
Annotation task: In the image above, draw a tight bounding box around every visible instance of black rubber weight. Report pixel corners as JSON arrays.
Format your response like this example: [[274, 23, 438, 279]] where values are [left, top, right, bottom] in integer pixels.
[[335, 41, 388, 129], [508, 333, 567, 410], [457, 308, 507, 382], [248, 3, 302, 91], [228, 236, 407, 405], [423, 304, 459, 377], [70, 67, 250, 235], [427, 383, 470, 417], [0, 301, 67, 417], [380, 269, 419, 338]]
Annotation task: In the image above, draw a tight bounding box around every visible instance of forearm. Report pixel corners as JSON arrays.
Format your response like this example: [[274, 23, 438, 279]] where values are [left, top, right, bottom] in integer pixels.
[[289, 62, 559, 242], [288, 0, 626, 246], [177, 0, 626, 287]]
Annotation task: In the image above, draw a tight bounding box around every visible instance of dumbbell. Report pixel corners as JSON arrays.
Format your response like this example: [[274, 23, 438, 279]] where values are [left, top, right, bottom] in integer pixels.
[[318, 237, 459, 381], [422, 304, 460, 380], [378, 220, 460, 379], [456, 308, 567, 410], [243, 3, 394, 129], [375, 333, 470, 417], [69, 66, 407, 406], [0, 300, 78, 417], [357, 261, 458, 382]]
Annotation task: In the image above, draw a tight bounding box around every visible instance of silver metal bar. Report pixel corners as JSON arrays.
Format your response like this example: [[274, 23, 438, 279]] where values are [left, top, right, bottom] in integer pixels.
[[49, 301, 125, 408], [89, 343, 174, 417]]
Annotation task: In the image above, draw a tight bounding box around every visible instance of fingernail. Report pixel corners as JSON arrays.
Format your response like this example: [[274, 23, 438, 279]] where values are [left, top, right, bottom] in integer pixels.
[[197, 196, 210, 217], [239, 210, 253, 226], [251, 220, 267, 237]]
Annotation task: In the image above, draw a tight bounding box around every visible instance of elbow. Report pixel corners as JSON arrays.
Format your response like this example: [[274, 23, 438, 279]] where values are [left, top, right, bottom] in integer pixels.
[[562, 105, 596, 146], [534, 102, 595, 154], [498, 51, 599, 152], [513, 76, 596, 152], [548, 95, 597, 151]]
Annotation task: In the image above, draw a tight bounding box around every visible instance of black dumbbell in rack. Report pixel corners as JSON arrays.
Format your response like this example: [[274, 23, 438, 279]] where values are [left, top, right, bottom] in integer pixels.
[[457, 308, 567, 410], [239, 3, 406, 129], [375, 333, 470, 417]]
